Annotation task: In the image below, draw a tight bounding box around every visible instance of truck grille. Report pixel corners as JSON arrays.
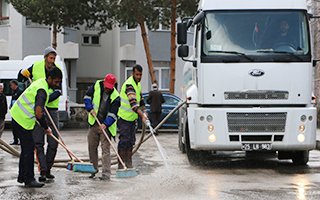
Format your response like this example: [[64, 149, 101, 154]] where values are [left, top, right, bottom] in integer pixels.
[[224, 91, 288, 100], [227, 112, 287, 132]]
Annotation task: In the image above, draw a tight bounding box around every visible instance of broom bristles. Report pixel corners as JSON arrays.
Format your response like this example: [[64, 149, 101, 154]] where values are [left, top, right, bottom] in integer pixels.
[[72, 162, 96, 173]]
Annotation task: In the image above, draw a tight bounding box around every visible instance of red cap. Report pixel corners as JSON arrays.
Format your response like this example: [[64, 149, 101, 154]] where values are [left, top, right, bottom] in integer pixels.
[[104, 74, 116, 89]]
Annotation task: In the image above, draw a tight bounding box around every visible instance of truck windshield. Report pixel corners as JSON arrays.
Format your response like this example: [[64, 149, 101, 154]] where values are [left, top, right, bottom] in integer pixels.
[[202, 10, 310, 62]]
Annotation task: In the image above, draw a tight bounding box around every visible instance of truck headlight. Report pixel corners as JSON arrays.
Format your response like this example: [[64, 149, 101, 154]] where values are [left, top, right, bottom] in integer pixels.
[[207, 115, 213, 122], [297, 134, 305, 143], [208, 134, 216, 142]]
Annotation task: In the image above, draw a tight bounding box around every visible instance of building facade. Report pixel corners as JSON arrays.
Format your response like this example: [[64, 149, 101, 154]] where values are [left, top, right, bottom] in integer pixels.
[[0, 1, 188, 104]]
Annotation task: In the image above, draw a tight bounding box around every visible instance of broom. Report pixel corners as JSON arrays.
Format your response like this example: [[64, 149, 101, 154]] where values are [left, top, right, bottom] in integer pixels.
[[28, 77, 95, 173], [27, 77, 74, 163], [92, 113, 138, 178], [46, 131, 96, 173]]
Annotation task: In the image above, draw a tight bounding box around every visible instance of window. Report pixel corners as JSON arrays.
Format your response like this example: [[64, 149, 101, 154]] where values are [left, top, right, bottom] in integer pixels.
[[83, 36, 89, 44], [0, 0, 9, 25], [154, 67, 170, 90], [91, 36, 99, 44], [163, 96, 179, 106], [82, 35, 100, 45], [202, 11, 310, 62], [125, 68, 133, 79]]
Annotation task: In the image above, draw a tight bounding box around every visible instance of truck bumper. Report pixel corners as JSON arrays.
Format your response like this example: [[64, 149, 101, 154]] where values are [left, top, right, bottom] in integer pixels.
[[187, 106, 316, 151]]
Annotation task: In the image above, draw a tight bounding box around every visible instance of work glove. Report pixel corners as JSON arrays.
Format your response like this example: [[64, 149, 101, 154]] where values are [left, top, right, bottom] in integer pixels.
[[21, 69, 31, 78]]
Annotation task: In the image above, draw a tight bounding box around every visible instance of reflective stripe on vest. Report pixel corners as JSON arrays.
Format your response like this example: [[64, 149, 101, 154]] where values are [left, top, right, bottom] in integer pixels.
[[10, 78, 49, 130], [87, 80, 120, 136], [32, 60, 61, 109], [118, 76, 141, 121]]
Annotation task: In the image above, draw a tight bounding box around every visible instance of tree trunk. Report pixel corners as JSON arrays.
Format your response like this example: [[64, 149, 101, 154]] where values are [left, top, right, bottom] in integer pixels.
[[137, 16, 156, 84], [169, 0, 177, 94], [52, 23, 58, 49]]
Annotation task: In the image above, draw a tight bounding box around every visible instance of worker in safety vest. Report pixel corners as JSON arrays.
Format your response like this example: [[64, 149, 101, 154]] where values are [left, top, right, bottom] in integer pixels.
[[19, 46, 62, 182], [10, 67, 62, 188], [84, 74, 120, 180], [117, 64, 149, 169]]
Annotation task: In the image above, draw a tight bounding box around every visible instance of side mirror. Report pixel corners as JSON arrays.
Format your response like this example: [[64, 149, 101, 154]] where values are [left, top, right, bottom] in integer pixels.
[[177, 22, 187, 44], [178, 45, 189, 58]]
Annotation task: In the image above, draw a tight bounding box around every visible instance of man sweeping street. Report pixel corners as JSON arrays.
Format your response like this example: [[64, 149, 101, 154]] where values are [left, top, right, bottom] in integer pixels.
[[10, 67, 62, 188], [117, 64, 149, 169], [19, 46, 62, 182], [84, 74, 120, 180]]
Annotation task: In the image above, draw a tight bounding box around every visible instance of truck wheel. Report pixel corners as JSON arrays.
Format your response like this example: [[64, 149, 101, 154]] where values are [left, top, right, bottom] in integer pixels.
[[292, 150, 309, 166], [178, 126, 186, 153], [185, 125, 210, 165]]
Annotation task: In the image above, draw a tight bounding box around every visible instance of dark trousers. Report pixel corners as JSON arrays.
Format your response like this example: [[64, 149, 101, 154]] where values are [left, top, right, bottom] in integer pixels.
[[150, 112, 161, 128], [13, 119, 35, 184], [33, 109, 59, 172], [12, 121, 19, 143], [117, 118, 137, 151]]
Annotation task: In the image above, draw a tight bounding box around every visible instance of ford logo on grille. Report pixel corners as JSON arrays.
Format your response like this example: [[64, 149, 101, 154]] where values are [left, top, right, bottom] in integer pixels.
[[249, 69, 265, 77]]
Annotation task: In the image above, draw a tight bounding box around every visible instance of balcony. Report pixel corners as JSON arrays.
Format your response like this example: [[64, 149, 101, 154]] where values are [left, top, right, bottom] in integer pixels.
[[0, 16, 9, 25]]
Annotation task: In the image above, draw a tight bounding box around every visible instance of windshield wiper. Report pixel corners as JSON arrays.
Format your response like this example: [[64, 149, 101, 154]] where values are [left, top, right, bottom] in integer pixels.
[[208, 50, 254, 62], [256, 50, 303, 61]]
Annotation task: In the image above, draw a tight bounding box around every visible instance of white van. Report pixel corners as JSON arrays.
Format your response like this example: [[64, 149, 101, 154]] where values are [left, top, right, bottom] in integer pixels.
[[0, 60, 25, 122], [0, 55, 70, 123]]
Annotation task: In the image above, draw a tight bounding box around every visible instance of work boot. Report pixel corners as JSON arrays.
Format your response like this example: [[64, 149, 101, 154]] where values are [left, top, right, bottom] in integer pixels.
[[118, 150, 126, 169], [25, 180, 45, 188], [17, 177, 24, 183], [38, 171, 46, 182], [99, 174, 110, 181], [89, 169, 98, 178], [46, 170, 55, 179], [10, 141, 19, 145]]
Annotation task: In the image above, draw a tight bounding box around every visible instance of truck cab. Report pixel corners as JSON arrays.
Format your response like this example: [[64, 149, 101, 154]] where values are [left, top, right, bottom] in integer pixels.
[[177, 0, 316, 165]]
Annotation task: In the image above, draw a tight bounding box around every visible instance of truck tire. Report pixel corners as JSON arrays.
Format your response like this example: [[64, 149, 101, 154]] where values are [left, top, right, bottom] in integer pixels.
[[185, 124, 210, 165], [178, 126, 186, 153], [292, 150, 309, 166]]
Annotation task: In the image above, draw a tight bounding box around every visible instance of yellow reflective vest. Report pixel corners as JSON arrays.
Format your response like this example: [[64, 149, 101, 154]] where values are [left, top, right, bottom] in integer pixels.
[[87, 80, 119, 136], [32, 60, 61, 109], [118, 76, 141, 122], [10, 78, 49, 130]]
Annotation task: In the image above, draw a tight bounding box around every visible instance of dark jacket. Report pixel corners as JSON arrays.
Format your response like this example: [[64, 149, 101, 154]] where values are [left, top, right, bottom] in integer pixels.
[[10, 88, 23, 108], [0, 93, 7, 120], [147, 91, 165, 113], [84, 81, 120, 127]]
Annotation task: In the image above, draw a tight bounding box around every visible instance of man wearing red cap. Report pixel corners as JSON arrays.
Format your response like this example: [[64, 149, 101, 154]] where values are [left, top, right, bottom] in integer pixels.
[[84, 73, 120, 180]]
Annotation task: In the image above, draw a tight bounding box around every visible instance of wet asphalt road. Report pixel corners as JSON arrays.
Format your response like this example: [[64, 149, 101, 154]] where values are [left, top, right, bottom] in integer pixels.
[[1, 128, 320, 200]]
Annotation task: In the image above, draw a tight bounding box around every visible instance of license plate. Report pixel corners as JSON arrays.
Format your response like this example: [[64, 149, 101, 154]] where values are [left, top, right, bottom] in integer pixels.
[[241, 143, 272, 151]]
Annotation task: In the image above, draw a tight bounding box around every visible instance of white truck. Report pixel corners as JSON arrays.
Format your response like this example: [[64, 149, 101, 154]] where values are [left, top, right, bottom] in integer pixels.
[[177, 0, 317, 165], [0, 55, 70, 123]]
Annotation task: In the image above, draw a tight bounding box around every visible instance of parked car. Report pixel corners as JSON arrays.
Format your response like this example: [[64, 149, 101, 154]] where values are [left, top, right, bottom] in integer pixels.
[[138, 92, 182, 129]]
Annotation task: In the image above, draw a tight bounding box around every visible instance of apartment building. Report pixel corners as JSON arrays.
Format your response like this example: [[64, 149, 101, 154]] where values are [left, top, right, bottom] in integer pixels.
[[0, 1, 188, 104]]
